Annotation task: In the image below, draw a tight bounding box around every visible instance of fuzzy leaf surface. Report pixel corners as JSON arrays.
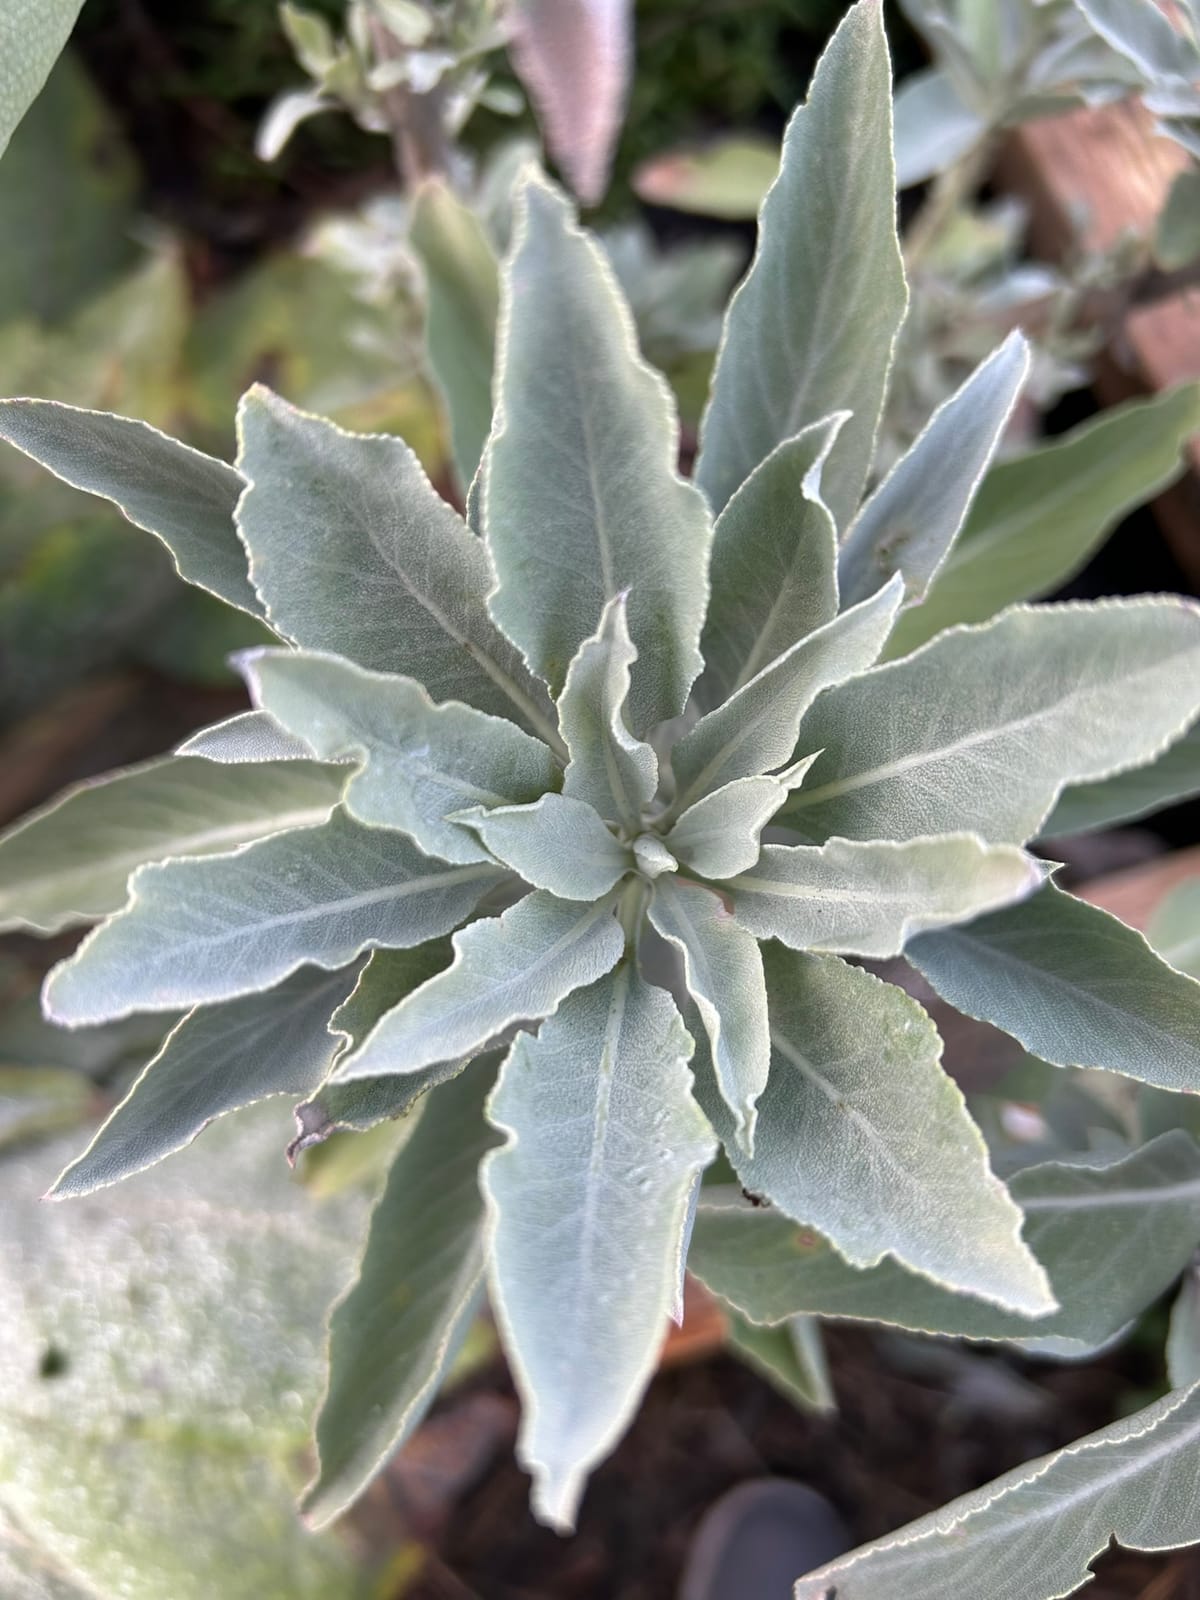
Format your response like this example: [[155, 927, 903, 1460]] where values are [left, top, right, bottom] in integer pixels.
[[691, 1132, 1200, 1346], [838, 333, 1030, 610], [698, 418, 843, 701], [0, 1105, 370, 1600], [729, 835, 1041, 958], [1042, 719, 1200, 836], [726, 1313, 834, 1412], [334, 891, 624, 1081], [558, 594, 658, 828], [235, 387, 557, 740], [242, 648, 559, 865], [909, 883, 1200, 1093], [0, 399, 262, 614], [694, 0, 906, 525], [304, 1059, 500, 1526], [783, 599, 1200, 845], [484, 965, 715, 1530], [670, 577, 902, 812], [0, 0, 86, 156], [885, 385, 1200, 657], [694, 948, 1052, 1314], [51, 965, 362, 1197], [0, 756, 345, 934], [484, 174, 712, 732], [44, 811, 501, 1025], [457, 794, 631, 900], [177, 711, 316, 764], [409, 179, 498, 490], [649, 879, 769, 1150], [666, 762, 817, 881], [793, 1382, 1200, 1600], [291, 946, 466, 1155]]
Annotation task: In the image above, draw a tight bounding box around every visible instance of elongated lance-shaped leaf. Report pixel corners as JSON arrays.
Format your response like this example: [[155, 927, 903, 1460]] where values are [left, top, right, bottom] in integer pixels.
[[507, 0, 631, 205], [0, 0, 86, 156], [334, 891, 625, 1082], [484, 172, 713, 733], [483, 963, 716, 1531], [794, 1381, 1200, 1600], [648, 879, 769, 1152], [1148, 878, 1200, 980], [303, 1058, 500, 1527], [290, 945, 464, 1157], [670, 576, 902, 814], [838, 332, 1030, 611], [409, 179, 499, 491], [50, 965, 363, 1198], [235, 387, 561, 748], [694, 0, 907, 526], [698, 417, 844, 702], [726, 1312, 834, 1413], [456, 794, 632, 900], [783, 598, 1200, 845], [908, 882, 1200, 1094], [178, 711, 316, 764], [885, 382, 1200, 658], [1042, 718, 1200, 836], [44, 811, 503, 1026], [558, 594, 658, 829], [666, 757, 819, 881], [694, 948, 1053, 1315], [728, 835, 1042, 958], [239, 648, 559, 866], [690, 1132, 1200, 1348], [0, 755, 346, 934], [0, 400, 263, 615]]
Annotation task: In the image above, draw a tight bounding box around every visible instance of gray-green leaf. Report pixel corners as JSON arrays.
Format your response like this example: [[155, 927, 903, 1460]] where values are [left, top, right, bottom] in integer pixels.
[[241, 647, 559, 865], [177, 711, 317, 764], [0, 2, 87, 158], [793, 1381, 1200, 1600], [698, 417, 844, 702], [409, 179, 499, 491], [784, 598, 1200, 845], [558, 593, 659, 829], [333, 891, 624, 1081], [726, 1312, 834, 1412], [303, 1058, 500, 1526], [666, 759, 817, 881], [885, 384, 1200, 658], [51, 965, 363, 1197], [670, 576, 902, 813], [695, 947, 1053, 1314], [1041, 718, 1200, 836], [0, 755, 345, 934], [650, 879, 769, 1150], [908, 882, 1200, 1094], [235, 386, 559, 744], [483, 964, 715, 1530], [729, 835, 1041, 957], [44, 811, 501, 1025], [0, 399, 263, 615], [457, 794, 632, 900], [691, 1132, 1200, 1348], [484, 172, 712, 732], [694, 0, 907, 526], [1147, 876, 1200, 980], [838, 332, 1030, 611]]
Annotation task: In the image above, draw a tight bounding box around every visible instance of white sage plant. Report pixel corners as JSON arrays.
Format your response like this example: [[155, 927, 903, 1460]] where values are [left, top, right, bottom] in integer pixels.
[[3, 3, 1200, 1592]]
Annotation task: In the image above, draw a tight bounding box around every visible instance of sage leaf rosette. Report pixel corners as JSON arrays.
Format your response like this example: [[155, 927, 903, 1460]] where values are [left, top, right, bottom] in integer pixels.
[[3, 0, 1200, 1573]]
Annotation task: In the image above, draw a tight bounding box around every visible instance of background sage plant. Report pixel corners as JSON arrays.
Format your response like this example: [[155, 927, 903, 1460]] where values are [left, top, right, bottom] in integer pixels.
[[2, 2, 1200, 1591]]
